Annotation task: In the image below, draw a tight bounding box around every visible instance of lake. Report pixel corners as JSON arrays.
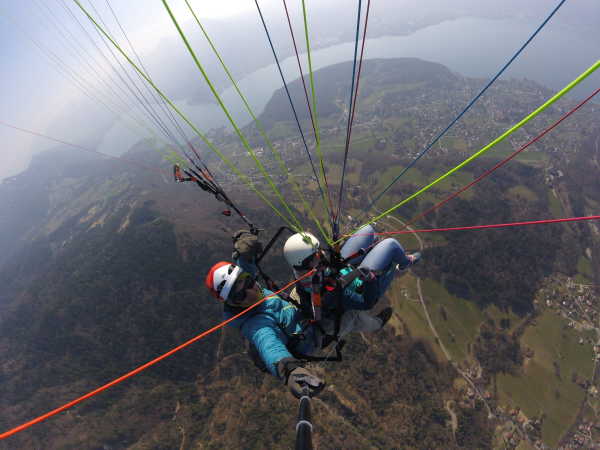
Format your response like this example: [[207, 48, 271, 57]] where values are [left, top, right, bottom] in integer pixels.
[[100, 16, 600, 152]]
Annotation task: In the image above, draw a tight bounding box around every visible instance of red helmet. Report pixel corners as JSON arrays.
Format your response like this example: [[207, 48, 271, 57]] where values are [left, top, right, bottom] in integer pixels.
[[205, 261, 241, 301]]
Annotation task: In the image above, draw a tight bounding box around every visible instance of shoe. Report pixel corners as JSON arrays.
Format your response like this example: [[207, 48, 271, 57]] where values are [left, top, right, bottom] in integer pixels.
[[376, 307, 393, 328], [407, 252, 421, 265], [395, 252, 421, 272]]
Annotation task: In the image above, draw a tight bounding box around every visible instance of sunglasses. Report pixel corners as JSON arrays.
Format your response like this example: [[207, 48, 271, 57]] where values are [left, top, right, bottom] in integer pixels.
[[228, 273, 255, 303]]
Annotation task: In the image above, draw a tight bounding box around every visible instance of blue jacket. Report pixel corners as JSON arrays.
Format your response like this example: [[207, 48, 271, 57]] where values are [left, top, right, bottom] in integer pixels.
[[224, 256, 384, 377], [224, 290, 317, 377]]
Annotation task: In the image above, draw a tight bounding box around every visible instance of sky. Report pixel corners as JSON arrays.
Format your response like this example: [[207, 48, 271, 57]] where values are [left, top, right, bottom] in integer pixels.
[[0, 0, 599, 182], [0, 0, 261, 180]]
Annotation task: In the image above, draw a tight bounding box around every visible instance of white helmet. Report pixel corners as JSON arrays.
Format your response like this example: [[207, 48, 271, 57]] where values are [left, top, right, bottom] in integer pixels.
[[283, 232, 320, 268], [205, 261, 241, 301]]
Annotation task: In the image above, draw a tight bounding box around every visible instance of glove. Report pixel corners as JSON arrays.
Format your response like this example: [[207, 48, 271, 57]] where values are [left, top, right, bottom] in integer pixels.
[[232, 230, 263, 261], [277, 358, 325, 398]]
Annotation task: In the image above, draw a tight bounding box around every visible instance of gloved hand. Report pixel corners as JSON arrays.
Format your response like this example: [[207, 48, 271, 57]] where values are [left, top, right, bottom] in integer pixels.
[[277, 358, 325, 398], [232, 230, 263, 261]]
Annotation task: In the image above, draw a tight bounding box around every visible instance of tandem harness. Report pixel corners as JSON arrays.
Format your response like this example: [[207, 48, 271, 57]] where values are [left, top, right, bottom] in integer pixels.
[[249, 227, 373, 369], [286, 266, 365, 364]]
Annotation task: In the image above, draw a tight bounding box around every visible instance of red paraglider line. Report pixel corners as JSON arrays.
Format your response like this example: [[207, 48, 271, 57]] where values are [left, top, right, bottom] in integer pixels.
[[348, 215, 600, 237], [0, 270, 315, 440]]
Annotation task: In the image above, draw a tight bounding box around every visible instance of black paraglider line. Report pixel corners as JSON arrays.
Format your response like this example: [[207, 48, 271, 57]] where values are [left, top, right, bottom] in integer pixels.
[[336, 0, 371, 232], [255, 0, 333, 234]]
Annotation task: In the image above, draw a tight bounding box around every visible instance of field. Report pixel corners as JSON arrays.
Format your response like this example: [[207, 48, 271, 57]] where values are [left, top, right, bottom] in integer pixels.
[[388, 274, 448, 361], [507, 185, 539, 202], [389, 269, 597, 448], [421, 278, 484, 362], [547, 190, 564, 217], [389, 275, 484, 364], [575, 255, 594, 284], [496, 310, 595, 447]]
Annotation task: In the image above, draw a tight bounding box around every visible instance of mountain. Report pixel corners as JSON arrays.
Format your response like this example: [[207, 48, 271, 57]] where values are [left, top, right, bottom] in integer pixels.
[[0, 144, 469, 449], [1, 57, 599, 448]]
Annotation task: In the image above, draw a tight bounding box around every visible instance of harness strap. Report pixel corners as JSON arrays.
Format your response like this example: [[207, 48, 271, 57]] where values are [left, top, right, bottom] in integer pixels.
[[291, 339, 346, 363]]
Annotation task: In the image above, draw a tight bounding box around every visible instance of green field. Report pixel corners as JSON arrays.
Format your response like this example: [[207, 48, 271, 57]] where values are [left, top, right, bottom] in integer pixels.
[[496, 310, 594, 447], [548, 190, 563, 217], [389, 274, 448, 361], [390, 271, 597, 448], [480, 138, 514, 159], [485, 305, 521, 333], [376, 166, 427, 191], [439, 135, 468, 152], [516, 150, 549, 165], [390, 275, 484, 363], [421, 278, 484, 362], [432, 168, 475, 196], [577, 255, 593, 281], [507, 185, 539, 202]]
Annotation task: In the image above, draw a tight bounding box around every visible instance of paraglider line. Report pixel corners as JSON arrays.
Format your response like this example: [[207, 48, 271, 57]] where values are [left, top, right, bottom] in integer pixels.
[[255, 0, 334, 235], [184, 0, 330, 243], [341, 58, 600, 245], [73, 0, 299, 231], [282, 0, 316, 139], [0, 270, 316, 440], [300, 0, 336, 231], [0, 120, 168, 176], [344, 215, 600, 237], [406, 86, 600, 227], [337, 0, 370, 227], [361, 0, 569, 222], [104, 0, 201, 164], [163, 0, 304, 233]]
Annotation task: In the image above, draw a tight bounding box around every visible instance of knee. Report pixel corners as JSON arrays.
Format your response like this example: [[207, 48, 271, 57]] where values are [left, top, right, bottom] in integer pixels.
[[375, 238, 404, 253], [359, 224, 376, 236]]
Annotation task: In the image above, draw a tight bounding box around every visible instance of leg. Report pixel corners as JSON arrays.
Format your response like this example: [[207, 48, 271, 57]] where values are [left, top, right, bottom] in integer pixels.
[[340, 224, 376, 265], [357, 239, 411, 307], [301, 311, 383, 356], [338, 310, 383, 337], [358, 238, 410, 272]]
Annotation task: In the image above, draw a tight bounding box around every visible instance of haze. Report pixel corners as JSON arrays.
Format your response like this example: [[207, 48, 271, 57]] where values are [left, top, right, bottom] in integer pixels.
[[1, 0, 598, 181]]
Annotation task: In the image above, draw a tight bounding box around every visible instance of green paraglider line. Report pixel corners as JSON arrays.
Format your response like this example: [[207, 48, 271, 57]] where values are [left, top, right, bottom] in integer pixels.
[[337, 59, 600, 245], [401, 86, 600, 228], [72, 0, 300, 232], [337, 0, 370, 228], [162, 0, 303, 233], [183, 0, 331, 244], [360, 0, 569, 224]]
